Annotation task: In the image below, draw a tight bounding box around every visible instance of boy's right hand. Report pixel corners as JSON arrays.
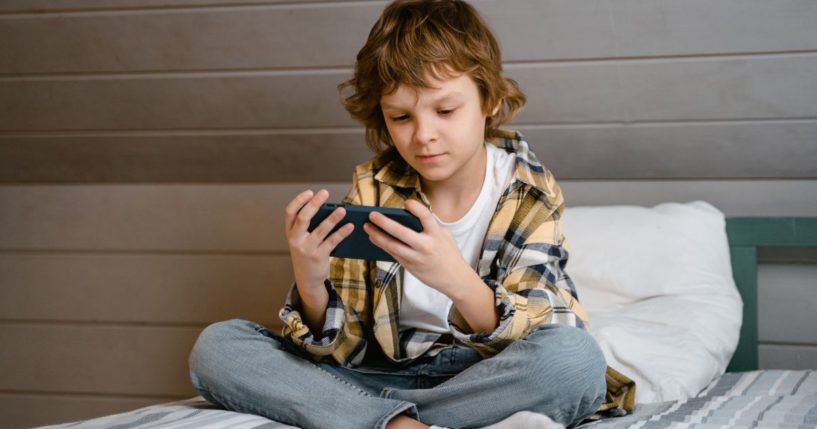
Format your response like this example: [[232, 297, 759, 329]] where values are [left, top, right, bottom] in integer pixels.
[[284, 189, 354, 297]]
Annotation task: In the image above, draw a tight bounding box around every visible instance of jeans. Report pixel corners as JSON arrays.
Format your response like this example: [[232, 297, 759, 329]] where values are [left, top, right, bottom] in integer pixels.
[[188, 319, 606, 429]]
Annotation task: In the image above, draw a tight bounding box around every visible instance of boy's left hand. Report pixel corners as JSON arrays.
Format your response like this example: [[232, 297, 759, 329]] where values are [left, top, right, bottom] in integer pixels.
[[363, 199, 469, 297]]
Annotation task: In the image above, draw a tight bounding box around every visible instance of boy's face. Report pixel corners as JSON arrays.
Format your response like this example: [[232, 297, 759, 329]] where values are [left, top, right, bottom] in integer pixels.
[[380, 71, 498, 192]]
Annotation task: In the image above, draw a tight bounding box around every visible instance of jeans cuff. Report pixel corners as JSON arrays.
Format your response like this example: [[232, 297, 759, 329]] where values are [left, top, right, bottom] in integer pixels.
[[374, 401, 418, 429]]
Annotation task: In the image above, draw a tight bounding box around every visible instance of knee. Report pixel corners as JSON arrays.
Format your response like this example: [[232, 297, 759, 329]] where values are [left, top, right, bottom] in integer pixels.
[[523, 325, 607, 421], [525, 324, 606, 375], [188, 319, 270, 377]]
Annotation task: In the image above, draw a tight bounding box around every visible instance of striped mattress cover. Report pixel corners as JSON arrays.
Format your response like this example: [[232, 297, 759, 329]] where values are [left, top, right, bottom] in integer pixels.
[[36, 369, 817, 429]]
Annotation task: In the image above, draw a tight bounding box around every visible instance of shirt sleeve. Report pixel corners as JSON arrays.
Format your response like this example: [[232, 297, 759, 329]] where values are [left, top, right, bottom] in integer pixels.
[[447, 186, 590, 357], [277, 176, 373, 366]]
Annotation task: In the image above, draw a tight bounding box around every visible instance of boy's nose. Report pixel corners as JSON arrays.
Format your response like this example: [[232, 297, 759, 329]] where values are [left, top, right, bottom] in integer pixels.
[[413, 118, 437, 145]]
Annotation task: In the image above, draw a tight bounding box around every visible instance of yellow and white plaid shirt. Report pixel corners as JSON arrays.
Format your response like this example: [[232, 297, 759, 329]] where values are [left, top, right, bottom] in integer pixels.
[[279, 129, 635, 416]]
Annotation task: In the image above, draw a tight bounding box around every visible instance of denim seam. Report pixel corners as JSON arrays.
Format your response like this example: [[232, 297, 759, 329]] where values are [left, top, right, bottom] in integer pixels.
[[312, 363, 375, 398]]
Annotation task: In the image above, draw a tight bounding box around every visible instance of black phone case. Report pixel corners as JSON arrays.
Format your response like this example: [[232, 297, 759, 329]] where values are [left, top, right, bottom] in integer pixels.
[[307, 203, 423, 261]]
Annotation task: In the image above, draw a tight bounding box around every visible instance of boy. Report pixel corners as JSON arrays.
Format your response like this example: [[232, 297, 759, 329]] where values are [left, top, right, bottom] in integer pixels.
[[188, 1, 635, 428]]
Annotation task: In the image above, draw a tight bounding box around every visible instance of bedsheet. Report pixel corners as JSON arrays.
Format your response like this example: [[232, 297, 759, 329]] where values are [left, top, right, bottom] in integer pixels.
[[583, 369, 817, 428], [35, 370, 816, 429]]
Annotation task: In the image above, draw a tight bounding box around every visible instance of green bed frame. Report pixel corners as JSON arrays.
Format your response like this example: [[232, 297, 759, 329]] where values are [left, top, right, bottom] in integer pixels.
[[725, 217, 817, 372]]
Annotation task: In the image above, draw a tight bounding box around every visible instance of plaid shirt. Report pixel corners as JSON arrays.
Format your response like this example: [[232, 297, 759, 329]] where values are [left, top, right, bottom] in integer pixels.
[[279, 129, 635, 416]]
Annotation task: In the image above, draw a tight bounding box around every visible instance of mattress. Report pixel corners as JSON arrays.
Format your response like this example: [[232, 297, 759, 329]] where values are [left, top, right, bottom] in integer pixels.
[[583, 369, 817, 429], [35, 369, 817, 429]]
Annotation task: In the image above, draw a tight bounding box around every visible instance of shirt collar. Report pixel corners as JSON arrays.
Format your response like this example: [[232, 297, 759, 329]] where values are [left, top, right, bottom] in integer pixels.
[[373, 150, 421, 191], [492, 129, 552, 193]]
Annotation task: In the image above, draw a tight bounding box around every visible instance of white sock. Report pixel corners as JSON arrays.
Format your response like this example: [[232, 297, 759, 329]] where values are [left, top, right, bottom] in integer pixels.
[[479, 411, 566, 429], [429, 411, 564, 429]]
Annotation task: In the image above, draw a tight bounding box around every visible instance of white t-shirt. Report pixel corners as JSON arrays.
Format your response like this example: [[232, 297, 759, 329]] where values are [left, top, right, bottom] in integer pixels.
[[399, 143, 517, 334]]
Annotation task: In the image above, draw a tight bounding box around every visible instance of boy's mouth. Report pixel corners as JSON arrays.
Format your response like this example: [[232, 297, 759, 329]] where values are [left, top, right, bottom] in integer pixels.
[[417, 153, 444, 162]]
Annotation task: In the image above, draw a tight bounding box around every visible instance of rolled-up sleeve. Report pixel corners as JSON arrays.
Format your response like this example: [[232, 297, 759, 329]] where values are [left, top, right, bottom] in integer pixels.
[[278, 279, 347, 355], [279, 258, 372, 366]]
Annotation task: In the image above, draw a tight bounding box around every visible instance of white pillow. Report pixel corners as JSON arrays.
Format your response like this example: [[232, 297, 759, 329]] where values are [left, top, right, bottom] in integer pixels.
[[561, 201, 743, 404]]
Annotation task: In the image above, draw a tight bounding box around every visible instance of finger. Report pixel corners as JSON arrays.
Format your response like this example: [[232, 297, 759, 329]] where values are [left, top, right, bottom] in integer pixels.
[[284, 189, 314, 232], [363, 222, 413, 261], [292, 189, 330, 233], [288, 190, 330, 245], [404, 199, 438, 233], [318, 222, 354, 254], [308, 206, 347, 244], [368, 210, 420, 248]]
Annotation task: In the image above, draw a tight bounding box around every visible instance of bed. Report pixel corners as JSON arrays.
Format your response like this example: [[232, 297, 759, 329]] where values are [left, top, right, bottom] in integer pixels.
[[35, 203, 817, 429]]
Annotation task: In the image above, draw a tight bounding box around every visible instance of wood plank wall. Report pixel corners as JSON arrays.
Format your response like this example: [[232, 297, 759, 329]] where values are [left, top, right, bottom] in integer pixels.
[[1, 1, 816, 428]]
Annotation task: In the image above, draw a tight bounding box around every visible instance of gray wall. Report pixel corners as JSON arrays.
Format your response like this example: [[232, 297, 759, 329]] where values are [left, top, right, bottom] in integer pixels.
[[1, 0, 816, 427]]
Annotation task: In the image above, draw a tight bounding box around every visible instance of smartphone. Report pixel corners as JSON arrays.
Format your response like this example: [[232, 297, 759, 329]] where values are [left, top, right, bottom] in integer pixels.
[[307, 203, 423, 261]]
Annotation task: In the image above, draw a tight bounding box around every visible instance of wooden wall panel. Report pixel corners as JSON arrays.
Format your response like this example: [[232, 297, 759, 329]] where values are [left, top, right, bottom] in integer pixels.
[[0, 184, 350, 250], [610, 0, 817, 57], [0, 0, 358, 13], [0, 3, 380, 74], [0, 73, 354, 130], [614, 55, 817, 121], [524, 123, 817, 180], [4, 1, 817, 73], [0, 131, 368, 183], [4, 57, 817, 132], [0, 324, 205, 396], [758, 265, 817, 344], [2, 122, 815, 183], [560, 181, 817, 218], [1, 254, 290, 324], [760, 344, 817, 370]]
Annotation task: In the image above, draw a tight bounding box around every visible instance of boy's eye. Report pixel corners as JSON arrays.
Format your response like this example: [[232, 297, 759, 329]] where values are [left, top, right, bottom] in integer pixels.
[[389, 109, 455, 122]]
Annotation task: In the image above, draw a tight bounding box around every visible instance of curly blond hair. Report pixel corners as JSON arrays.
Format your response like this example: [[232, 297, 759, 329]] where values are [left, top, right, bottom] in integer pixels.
[[338, 0, 526, 154]]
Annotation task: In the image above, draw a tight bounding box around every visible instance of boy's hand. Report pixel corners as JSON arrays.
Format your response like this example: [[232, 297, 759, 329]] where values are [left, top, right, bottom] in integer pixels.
[[284, 189, 354, 296], [363, 199, 470, 297]]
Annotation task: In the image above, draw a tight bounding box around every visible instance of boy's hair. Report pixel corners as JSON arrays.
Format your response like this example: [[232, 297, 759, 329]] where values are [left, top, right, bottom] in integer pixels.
[[338, 0, 526, 154]]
